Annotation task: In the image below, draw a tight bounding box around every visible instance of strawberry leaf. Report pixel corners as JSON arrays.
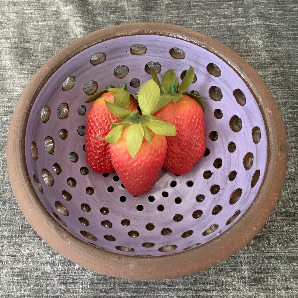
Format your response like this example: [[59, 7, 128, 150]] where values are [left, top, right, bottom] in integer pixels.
[[110, 122, 132, 128], [151, 68, 162, 91], [178, 66, 194, 94], [105, 101, 133, 119], [103, 125, 125, 144], [162, 70, 178, 93], [147, 118, 176, 136], [151, 93, 173, 114], [113, 89, 131, 108], [184, 92, 205, 111], [131, 94, 138, 102], [85, 89, 107, 103], [142, 125, 152, 144], [172, 93, 183, 104], [107, 88, 120, 93], [126, 124, 144, 158], [138, 79, 160, 116]]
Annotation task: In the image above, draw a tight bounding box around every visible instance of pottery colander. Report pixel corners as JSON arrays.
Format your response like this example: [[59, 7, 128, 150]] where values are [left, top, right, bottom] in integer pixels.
[[7, 23, 288, 280]]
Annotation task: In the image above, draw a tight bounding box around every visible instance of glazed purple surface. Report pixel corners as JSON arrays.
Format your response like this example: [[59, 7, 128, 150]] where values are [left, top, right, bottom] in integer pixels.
[[25, 35, 267, 256]]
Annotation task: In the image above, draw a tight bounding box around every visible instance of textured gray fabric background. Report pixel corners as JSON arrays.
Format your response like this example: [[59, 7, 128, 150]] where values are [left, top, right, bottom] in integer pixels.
[[1, 0, 297, 297]]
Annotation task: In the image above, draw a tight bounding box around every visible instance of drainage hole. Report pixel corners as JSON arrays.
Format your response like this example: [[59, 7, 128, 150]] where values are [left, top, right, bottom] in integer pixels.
[[90, 52, 106, 65], [212, 205, 222, 215], [209, 86, 223, 101], [207, 63, 221, 77], [128, 231, 139, 238], [145, 61, 161, 74], [116, 246, 134, 253], [80, 231, 97, 241], [104, 235, 116, 241], [113, 175, 119, 182], [175, 197, 182, 204], [114, 65, 129, 79], [101, 220, 112, 228], [81, 203, 91, 212], [136, 205, 144, 211], [83, 80, 98, 95], [229, 170, 237, 181], [69, 152, 79, 163], [77, 105, 86, 115], [229, 188, 243, 204], [79, 217, 89, 226], [230, 115, 242, 132], [80, 167, 89, 175], [67, 177, 77, 187], [192, 210, 203, 219], [158, 245, 177, 252], [202, 224, 219, 236], [196, 194, 205, 202], [107, 186, 114, 193], [204, 148, 210, 156], [203, 170, 213, 179], [86, 187, 94, 195], [157, 205, 164, 211], [53, 163, 62, 175], [226, 210, 241, 225], [173, 214, 183, 222], [214, 109, 223, 119], [41, 105, 51, 123], [57, 103, 69, 119], [228, 142, 236, 153], [100, 207, 109, 215], [55, 201, 69, 216], [209, 131, 218, 141], [181, 230, 193, 238], [62, 190, 72, 201], [148, 195, 155, 202], [120, 196, 126, 202], [161, 228, 172, 236], [170, 181, 177, 187], [252, 126, 261, 144], [213, 158, 222, 169], [210, 184, 220, 194], [146, 223, 155, 231], [121, 219, 130, 226], [77, 125, 86, 136], [142, 242, 155, 248], [186, 180, 194, 187]]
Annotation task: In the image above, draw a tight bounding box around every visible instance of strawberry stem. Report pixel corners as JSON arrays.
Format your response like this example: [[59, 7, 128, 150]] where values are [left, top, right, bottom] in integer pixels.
[[170, 84, 176, 93], [132, 110, 139, 120], [121, 83, 127, 91]]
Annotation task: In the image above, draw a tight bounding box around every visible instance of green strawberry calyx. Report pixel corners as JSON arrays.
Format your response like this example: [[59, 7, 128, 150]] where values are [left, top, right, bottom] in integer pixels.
[[85, 83, 137, 109], [103, 79, 177, 158], [151, 66, 204, 114]]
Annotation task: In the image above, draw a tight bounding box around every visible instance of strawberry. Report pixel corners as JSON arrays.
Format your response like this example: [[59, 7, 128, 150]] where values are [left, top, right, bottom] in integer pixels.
[[152, 66, 206, 175], [103, 80, 176, 196], [85, 84, 139, 173], [110, 124, 167, 196]]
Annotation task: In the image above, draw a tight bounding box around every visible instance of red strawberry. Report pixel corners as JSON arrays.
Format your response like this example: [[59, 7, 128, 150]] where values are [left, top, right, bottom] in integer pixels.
[[154, 94, 206, 175], [85, 88, 139, 173], [110, 126, 167, 196], [152, 66, 206, 175], [103, 79, 176, 196]]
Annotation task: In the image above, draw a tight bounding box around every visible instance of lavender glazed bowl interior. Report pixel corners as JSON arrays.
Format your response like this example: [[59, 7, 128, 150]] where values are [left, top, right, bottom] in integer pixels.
[[7, 23, 287, 280]]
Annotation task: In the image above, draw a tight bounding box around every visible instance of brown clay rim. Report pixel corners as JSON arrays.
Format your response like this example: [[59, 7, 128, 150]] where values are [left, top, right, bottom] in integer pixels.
[[6, 23, 288, 280]]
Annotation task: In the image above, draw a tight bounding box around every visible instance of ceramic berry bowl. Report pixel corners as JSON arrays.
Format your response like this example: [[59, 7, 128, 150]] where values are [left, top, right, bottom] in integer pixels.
[[7, 23, 288, 280]]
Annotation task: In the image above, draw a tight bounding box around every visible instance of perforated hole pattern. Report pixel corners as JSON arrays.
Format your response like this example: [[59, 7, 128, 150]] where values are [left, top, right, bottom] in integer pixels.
[[25, 35, 267, 256]]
